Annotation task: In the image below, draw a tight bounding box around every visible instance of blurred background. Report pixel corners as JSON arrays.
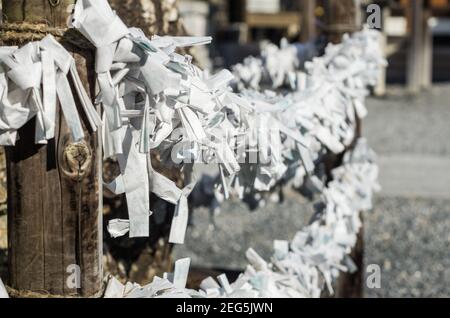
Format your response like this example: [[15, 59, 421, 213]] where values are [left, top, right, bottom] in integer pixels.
[[180, 0, 450, 84], [1, 0, 449, 297]]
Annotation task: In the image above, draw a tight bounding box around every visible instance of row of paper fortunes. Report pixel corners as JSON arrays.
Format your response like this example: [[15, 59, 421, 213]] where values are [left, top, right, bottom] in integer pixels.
[[0, 138, 379, 299], [0, 0, 384, 298]]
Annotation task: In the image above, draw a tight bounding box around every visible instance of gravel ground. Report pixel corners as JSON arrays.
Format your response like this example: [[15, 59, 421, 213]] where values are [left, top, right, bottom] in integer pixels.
[[365, 197, 450, 298], [363, 85, 450, 296], [174, 193, 313, 269], [364, 84, 450, 156], [174, 194, 450, 298]]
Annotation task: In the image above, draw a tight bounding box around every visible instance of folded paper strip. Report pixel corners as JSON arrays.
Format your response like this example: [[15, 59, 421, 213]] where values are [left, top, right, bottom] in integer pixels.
[[0, 35, 101, 146], [0, 0, 385, 298], [103, 139, 380, 298], [233, 38, 318, 91], [67, 0, 385, 246]]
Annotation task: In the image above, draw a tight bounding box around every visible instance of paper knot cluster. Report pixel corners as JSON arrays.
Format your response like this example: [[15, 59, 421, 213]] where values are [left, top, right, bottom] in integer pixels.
[[0, 0, 386, 299], [0, 35, 101, 146]]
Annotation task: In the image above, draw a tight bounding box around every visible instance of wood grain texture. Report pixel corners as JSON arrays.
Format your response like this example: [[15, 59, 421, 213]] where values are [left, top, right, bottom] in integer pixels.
[[4, 0, 102, 297], [2, 0, 73, 27], [110, 0, 185, 36], [6, 47, 101, 297], [320, 118, 365, 298], [325, 0, 362, 43], [336, 218, 364, 298], [300, 0, 317, 42]]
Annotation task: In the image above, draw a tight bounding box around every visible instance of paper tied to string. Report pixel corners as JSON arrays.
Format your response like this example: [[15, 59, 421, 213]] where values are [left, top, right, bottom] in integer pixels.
[[69, 1, 386, 252], [0, 34, 101, 146], [104, 137, 380, 298], [233, 38, 317, 91], [99, 20, 383, 296], [85, 4, 383, 299], [69, 0, 251, 243], [104, 257, 194, 298], [0, 0, 385, 298]]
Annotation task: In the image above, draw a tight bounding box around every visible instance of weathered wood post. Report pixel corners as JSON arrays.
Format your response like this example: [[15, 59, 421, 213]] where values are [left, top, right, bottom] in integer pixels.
[[421, 4, 433, 89], [374, 2, 389, 97], [2, 0, 103, 297], [406, 0, 433, 93], [300, 0, 317, 42], [406, 0, 425, 93], [324, 0, 365, 298], [326, 0, 362, 44]]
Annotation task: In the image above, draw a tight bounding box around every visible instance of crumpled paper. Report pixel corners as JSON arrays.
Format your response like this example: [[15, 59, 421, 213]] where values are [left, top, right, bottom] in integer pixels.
[[0, 0, 385, 299], [68, 0, 385, 246], [233, 38, 318, 90], [0, 278, 8, 298], [104, 138, 380, 298], [0, 35, 101, 146]]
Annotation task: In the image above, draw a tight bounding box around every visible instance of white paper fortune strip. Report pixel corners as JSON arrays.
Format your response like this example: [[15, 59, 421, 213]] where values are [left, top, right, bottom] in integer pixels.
[[0, 278, 8, 298], [0, 35, 101, 146], [66, 0, 385, 246], [0, 0, 384, 299], [92, 4, 383, 298], [103, 138, 380, 298]]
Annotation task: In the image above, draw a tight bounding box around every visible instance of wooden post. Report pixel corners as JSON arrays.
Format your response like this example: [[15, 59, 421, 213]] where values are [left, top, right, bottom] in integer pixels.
[[326, 0, 362, 44], [324, 1, 365, 296], [421, 7, 433, 89], [406, 0, 425, 94], [336, 216, 364, 298], [2, 0, 103, 297], [332, 117, 365, 298], [300, 0, 317, 42], [374, 5, 389, 97]]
